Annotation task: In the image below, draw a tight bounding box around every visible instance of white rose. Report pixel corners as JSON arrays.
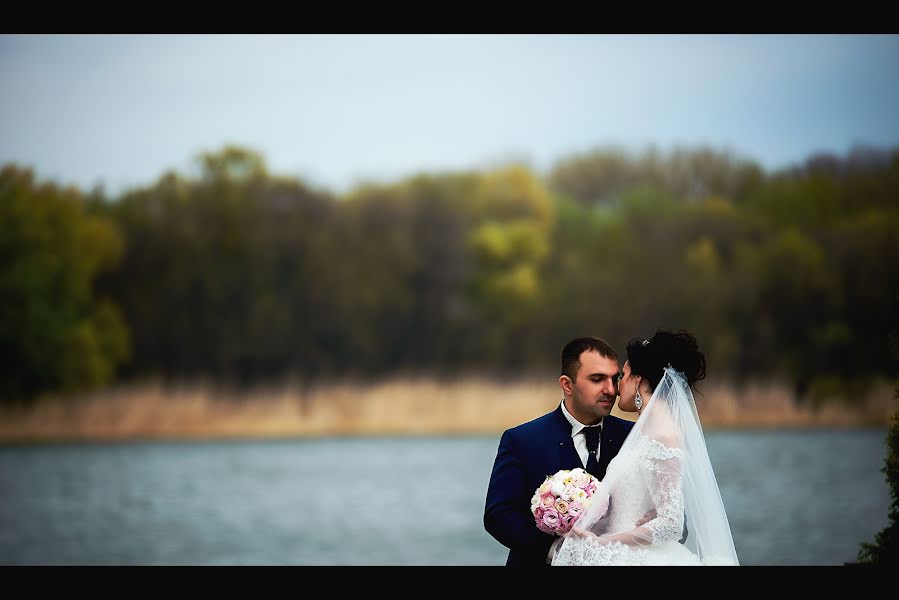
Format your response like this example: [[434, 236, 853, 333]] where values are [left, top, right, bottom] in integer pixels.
[[551, 479, 566, 497]]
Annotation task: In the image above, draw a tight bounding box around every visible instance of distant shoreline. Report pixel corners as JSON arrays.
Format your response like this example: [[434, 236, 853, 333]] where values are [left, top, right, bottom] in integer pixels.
[[0, 376, 894, 443], [0, 423, 891, 447]]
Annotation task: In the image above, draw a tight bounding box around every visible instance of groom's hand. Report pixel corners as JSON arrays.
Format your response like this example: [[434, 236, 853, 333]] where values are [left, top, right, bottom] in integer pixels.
[[634, 509, 657, 527]]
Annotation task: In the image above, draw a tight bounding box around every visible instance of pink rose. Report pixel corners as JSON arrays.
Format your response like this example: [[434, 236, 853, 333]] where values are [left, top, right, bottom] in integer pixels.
[[559, 515, 577, 534], [534, 507, 554, 534], [541, 508, 561, 531], [536, 522, 552, 534], [541, 493, 556, 509], [567, 502, 584, 518]]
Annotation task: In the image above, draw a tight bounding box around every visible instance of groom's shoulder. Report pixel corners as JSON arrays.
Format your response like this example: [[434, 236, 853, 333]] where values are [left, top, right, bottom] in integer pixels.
[[503, 408, 560, 438]]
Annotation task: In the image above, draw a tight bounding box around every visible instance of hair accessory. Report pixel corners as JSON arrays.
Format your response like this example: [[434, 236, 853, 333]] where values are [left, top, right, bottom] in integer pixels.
[[666, 362, 685, 377]]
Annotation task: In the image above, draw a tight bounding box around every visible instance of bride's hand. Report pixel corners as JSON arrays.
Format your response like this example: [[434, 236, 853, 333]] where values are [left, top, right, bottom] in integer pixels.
[[634, 509, 657, 527], [569, 527, 613, 544], [569, 526, 598, 540]]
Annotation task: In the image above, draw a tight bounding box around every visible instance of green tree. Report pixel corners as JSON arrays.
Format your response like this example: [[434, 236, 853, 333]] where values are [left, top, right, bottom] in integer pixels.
[[98, 147, 338, 382], [0, 165, 130, 403], [857, 409, 899, 563], [463, 165, 555, 366]]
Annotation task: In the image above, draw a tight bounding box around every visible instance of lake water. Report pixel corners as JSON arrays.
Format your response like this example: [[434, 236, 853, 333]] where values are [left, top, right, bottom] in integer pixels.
[[0, 428, 889, 565]]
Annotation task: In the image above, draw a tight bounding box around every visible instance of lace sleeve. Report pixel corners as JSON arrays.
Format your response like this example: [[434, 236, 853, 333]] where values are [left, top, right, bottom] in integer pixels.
[[639, 438, 685, 544]]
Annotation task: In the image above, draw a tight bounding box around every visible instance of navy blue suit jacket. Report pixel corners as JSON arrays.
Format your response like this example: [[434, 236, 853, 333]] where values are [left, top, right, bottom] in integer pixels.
[[484, 406, 635, 566]]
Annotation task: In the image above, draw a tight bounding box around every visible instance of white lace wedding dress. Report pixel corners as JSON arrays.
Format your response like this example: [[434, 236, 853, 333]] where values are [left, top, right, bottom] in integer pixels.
[[552, 433, 701, 566], [552, 367, 739, 566]]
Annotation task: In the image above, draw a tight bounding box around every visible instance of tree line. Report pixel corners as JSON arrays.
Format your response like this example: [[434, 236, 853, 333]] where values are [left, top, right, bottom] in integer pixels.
[[2, 144, 897, 405]]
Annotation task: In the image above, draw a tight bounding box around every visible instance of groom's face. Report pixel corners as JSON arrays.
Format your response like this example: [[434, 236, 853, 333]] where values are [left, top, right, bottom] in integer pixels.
[[563, 350, 620, 425]]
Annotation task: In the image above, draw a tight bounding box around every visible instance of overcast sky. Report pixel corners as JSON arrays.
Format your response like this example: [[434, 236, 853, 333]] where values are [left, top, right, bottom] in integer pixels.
[[2, 34, 898, 195]]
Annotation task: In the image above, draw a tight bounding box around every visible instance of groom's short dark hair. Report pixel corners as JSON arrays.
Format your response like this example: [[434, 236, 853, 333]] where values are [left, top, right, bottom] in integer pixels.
[[560, 337, 618, 381]]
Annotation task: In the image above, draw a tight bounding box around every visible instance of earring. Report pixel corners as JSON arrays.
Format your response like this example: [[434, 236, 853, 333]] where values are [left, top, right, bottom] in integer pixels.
[[634, 385, 643, 410]]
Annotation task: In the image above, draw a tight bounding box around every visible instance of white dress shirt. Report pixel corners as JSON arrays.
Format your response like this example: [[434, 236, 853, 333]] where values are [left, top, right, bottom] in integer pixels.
[[559, 399, 603, 468]]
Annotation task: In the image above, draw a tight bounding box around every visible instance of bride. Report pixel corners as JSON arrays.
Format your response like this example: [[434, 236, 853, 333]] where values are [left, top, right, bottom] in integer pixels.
[[551, 329, 739, 566]]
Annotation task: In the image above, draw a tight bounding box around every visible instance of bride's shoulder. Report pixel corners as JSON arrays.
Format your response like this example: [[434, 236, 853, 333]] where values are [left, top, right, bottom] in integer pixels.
[[640, 414, 682, 449], [649, 430, 681, 448], [638, 430, 684, 458]]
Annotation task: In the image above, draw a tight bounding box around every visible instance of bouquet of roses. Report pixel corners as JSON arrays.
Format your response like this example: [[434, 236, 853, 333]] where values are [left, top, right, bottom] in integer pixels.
[[531, 468, 602, 536]]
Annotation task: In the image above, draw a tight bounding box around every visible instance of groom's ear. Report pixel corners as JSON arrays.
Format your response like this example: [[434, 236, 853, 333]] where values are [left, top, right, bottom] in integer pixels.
[[559, 375, 574, 396]]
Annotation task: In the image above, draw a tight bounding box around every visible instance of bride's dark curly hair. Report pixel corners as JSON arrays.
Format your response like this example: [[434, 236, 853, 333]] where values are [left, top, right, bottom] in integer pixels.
[[626, 328, 706, 391]]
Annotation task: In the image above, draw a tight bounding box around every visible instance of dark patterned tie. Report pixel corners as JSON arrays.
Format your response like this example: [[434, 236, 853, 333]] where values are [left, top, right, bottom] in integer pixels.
[[583, 425, 603, 480]]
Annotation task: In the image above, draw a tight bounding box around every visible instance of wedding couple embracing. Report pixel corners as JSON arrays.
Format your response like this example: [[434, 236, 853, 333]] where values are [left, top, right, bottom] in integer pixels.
[[484, 330, 739, 566]]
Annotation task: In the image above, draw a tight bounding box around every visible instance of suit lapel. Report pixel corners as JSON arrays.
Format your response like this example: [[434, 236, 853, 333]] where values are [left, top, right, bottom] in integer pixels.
[[552, 406, 582, 471], [597, 418, 629, 480], [550, 409, 635, 480], [597, 423, 614, 480]]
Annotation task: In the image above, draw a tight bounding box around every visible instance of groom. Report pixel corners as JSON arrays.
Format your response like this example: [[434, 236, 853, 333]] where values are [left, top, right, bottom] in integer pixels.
[[484, 336, 636, 566]]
